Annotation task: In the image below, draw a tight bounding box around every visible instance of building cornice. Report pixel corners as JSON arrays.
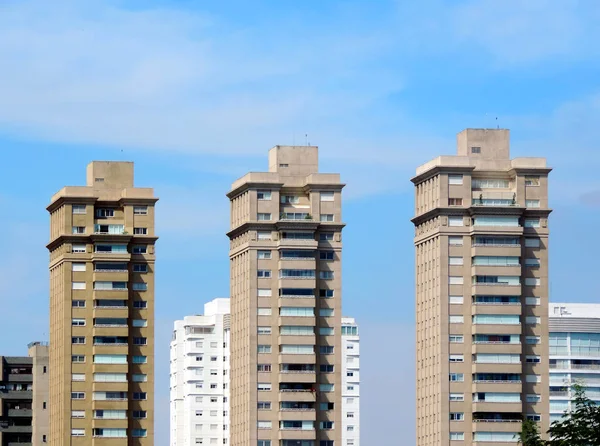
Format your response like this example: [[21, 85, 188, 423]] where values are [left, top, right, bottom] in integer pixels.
[[226, 182, 284, 200], [46, 196, 97, 213], [411, 205, 552, 226], [226, 221, 345, 239], [411, 166, 475, 185]]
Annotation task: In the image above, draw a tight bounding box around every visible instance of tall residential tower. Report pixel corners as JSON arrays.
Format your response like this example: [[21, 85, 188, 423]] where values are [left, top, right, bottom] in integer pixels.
[[227, 146, 345, 446], [47, 162, 157, 445], [411, 129, 551, 445]]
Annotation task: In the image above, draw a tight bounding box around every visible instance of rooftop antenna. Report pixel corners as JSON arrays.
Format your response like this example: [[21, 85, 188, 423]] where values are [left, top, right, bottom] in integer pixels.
[[305, 134, 308, 146], [496, 117, 499, 129]]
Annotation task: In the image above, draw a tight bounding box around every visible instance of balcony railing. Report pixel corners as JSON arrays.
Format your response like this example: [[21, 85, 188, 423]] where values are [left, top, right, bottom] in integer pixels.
[[473, 419, 522, 423], [473, 380, 522, 384], [280, 408, 315, 412], [280, 370, 315, 374], [279, 295, 315, 299], [472, 243, 521, 248], [473, 302, 520, 305], [279, 389, 313, 393]]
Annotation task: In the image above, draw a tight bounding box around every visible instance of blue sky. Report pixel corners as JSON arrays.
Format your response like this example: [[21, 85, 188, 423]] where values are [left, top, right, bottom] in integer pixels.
[[1, 0, 600, 444]]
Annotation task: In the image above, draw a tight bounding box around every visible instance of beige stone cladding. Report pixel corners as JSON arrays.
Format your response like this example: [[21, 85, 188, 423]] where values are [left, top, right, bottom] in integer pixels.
[[412, 129, 551, 445]]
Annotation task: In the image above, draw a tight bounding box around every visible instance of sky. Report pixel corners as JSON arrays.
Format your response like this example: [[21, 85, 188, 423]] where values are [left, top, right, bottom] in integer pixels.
[[1, 0, 600, 444]]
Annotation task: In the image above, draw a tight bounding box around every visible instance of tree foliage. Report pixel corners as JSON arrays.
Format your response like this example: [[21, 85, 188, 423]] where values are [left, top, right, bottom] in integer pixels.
[[517, 419, 545, 446]]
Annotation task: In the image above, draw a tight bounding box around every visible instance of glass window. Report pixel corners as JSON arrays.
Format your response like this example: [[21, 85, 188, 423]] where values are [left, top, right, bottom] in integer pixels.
[[449, 315, 464, 324], [280, 307, 314, 317], [257, 289, 272, 297], [449, 276, 463, 285], [257, 231, 272, 240], [449, 295, 463, 304], [257, 190, 272, 200], [320, 192, 334, 202], [449, 257, 463, 266], [525, 218, 541, 228], [133, 206, 148, 215], [257, 250, 271, 259], [525, 238, 540, 248], [525, 176, 540, 186], [448, 175, 463, 185], [473, 216, 519, 227], [448, 236, 463, 246], [320, 214, 334, 222], [72, 243, 86, 253], [257, 308, 272, 316], [448, 216, 463, 227], [72, 205, 86, 214], [257, 213, 272, 221], [472, 179, 510, 189], [526, 199, 540, 208]]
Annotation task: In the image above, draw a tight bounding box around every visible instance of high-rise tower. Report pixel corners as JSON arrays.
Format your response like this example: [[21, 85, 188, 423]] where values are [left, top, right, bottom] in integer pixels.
[[411, 129, 551, 445], [227, 146, 345, 446], [47, 161, 157, 445]]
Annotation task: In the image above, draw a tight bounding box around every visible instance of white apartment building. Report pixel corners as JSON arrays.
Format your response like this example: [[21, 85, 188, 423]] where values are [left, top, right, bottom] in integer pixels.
[[549, 303, 600, 424], [170, 299, 231, 446], [341, 317, 360, 446], [170, 299, 360, 446]]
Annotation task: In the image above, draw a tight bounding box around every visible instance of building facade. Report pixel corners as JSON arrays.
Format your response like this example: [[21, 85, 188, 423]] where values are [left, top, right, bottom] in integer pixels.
[[170, 299, 231, 446], [411, 129, 551, 445], [170, 300, 359, 446], [227, 146, 345, 446], [341, 318, 359, 446], [0, 342, 49, 446], [549, 303, 600, 424], [47, 161, 158, 445]]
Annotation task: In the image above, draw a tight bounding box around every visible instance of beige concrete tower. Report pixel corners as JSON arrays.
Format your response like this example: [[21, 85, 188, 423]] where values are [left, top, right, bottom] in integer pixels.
[[47, 162, 158, 445], [227, 146, 344, 446], [29, 342, 50, 446], [412, 129, 551, 445]]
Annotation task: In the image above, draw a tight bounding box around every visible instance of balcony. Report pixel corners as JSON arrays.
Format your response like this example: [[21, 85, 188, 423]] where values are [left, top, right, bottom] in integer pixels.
[[472, 363, 522, 374], [472, 304, 522, 316], [472, 266, 522, 277], [6, 409, 32, 417], [472, 402, 523, 413], [472, 284, 522, 297], [278, 411, 316, 421], [471, 244, 521, 257], [277, 238, 319, 249], [472, 382, 522, 394], [6, 374, 33, 383], [472, 324, 522, 336], [279, 391, 316, 403], [279, 373, 316, 384], [471, 192, 517, 207], [0, 390, 32, 399], [278, 429, 316, 441], [472, 343, 522, 355]]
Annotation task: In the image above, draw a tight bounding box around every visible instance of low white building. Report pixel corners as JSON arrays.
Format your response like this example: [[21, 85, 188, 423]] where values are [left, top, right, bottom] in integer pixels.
[[170, 298, 231, 446], [170, 299, 360, 446], [341, 317, 360, 446], [549, 303, 600, 424]]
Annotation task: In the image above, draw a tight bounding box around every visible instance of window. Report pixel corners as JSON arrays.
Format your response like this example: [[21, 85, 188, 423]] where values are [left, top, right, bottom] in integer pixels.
[[133, 206, 148, 215], [71, 392, 85, 400], [132, 374, 147, 382], [525, 258, 541, 267], [320, 214, 334, 222], [448, 198, 463, 206], [132, 356, 147, 364], [133, 337, 147, 345], [473, 216, 519, 227], [72, 337, 85, 344], [526, 336, 541, 345], [132, 429, 147, 438], [281, 195, 300, 204], [257, 345, 272, 354], [133, 282, 147, 291], [320, 308, 334, 317], [450, 433, 465, 441], [257, 213, 272, 221], [320, 191, 334, 202], [474, 354, 520, 364], [448, 216, 463, 227], [527, 394, 542, 403], [449, 393, 464, 401], [72, 374, 85, 381], [471, 146, 481, 154], [133, 227, 148, 235], [72, 282, 86, 290], [257, 288, 272, 297], [72, 226, 85, 234], [72, 205, 86, 214], [96, 208, 115, 218], [449, 355, 464, 363], [526, 356, 541, 364], [132, 245, 147, 254], [525, 278, 541, 286], [449, 257, 463, 266], [258, 441, 272, 446], [526, 375, 541, 383], [526, 316, 541, 325], [258, 327, 272, 335], [449, 335, 464, 343], [280, 345, 314, 354], [257, 364, 271, 372], [133, 300, 147, 309], [280, 307, 314, 317], [72, 300, 85, 308], [320, 251, 334, 260], [72, 410, 85, 418], [257, 250, 271, 259], [525, 238, 540, 248], [133, 392, 147, 400], [320, 346, 334, 354], [319, 327, 334, 336], [449, 276, 463, 285], [258, 383, 272, 391], [450, 413, 464, 421], [71, 429, 85, 437], [448, 236, 463, 246], [320, 364, 334, 373], [526, 199, 540, 208], [320, 289, 334, 298], [257, 231, 272, 240], [527, 414, 542, 422], [72, 262, 86, 272], [472, 256, 519, 266], [92, 428, 127, 438], [257, 308, 272, 316], [72, 355, 85, 363], [525, 176, 540, 186], [72, 243, 86, 253], [257, 190, 272, 200], [526, 297, 541, 305], [449, 373, 464, 382], [133, 264, 148, 272], [257, 270, 272, 278], [280, 326, 313, 336], [525, 218, 541, 228], [319, 271, 334, 280], [94, 373, 127, 383], [257, 421, 272, 429], [448, 175, 463, 185], [449, 295, 463, 304], [94, 354, 127, 364], [133, 411, 147, 419], [320, 233, 334, 241], [72, 318, 86, 326], [257, 402, 271, 410], [472, 314, 520, 325], [320, 421, 334, 430], [319, 384, 334, 392], [449, 315, 464, 324]]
